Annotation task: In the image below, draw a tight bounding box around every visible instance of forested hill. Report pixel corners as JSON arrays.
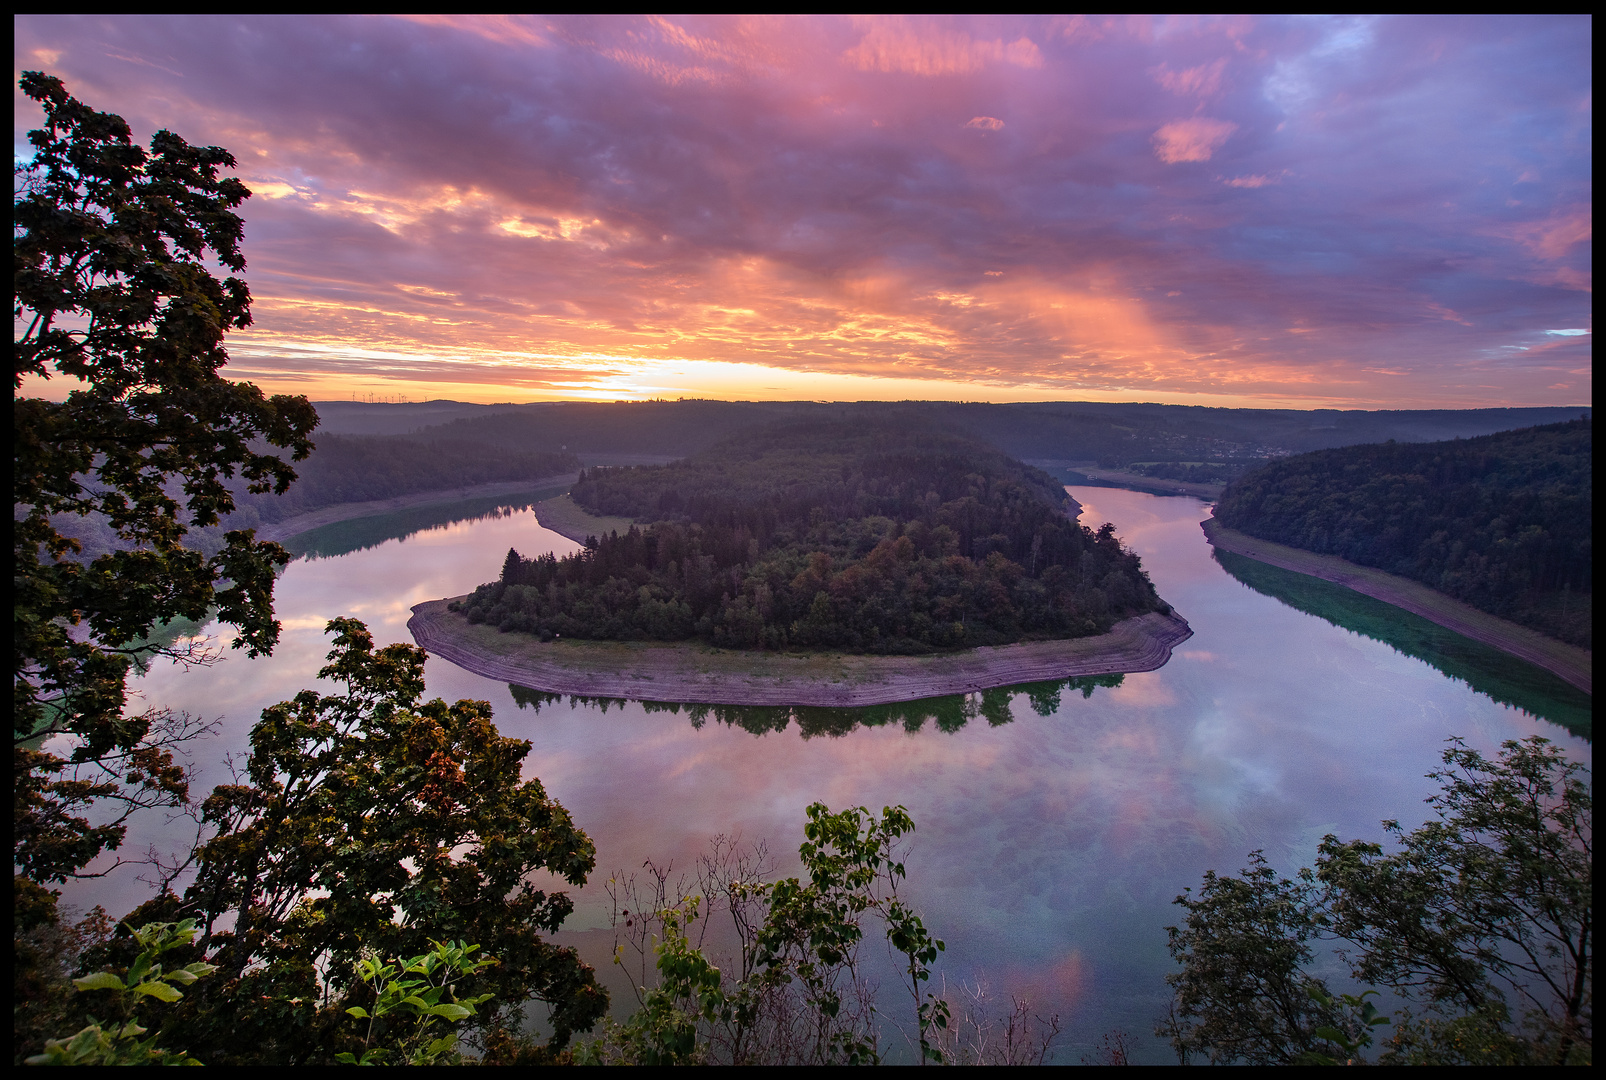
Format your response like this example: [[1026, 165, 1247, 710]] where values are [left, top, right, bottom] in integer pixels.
[[226, 434, 577, 526], [1215, 419, 1591, 648], [43, 435, 577, 564], [457, 421, 1164, 653], [320, 398, 1586, 462]]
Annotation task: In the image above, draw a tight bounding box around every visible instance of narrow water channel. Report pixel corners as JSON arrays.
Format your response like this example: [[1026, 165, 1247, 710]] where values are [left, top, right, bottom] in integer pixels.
[[98, 486, 1587, 1062]]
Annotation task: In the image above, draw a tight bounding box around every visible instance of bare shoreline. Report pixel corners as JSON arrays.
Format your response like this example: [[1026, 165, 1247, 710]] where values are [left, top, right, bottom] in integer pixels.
[[254, 475, 581, 545], [1202, 517, 1591, 695], [408, 599, 1194, 707]]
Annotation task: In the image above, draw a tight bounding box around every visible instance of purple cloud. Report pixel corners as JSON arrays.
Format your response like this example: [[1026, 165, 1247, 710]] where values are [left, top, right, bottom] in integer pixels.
[[14, 15, 1592, 406]]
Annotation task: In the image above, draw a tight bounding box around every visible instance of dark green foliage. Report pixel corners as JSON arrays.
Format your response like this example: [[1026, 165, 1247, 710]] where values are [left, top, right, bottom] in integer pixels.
[[1129, 460, 1251, 484], [14, 71, 318, 884], [1163, 737, 1591, 1065], [24, 919, 217, 1066], [125, 618, 607, 1064], [1317, 737, 1591, 1064], [1216, 419, 1592, 646], [582, 803, 950, 1065], [1162, 854, 1348, 1065], [460, 421, 1160, 651]]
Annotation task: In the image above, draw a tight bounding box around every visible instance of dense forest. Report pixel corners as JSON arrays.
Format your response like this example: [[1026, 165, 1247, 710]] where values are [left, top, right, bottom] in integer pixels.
[[1215, 418, 1591, 648], [223, 434, 576, 525], [456, 421, 1164, 652]]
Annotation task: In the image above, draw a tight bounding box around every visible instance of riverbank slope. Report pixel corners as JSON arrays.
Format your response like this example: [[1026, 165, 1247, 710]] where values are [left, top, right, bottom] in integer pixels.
[[408, 599, 1193, 707], [1202, 517, 1591, 694], [254, 475, 581, 544]]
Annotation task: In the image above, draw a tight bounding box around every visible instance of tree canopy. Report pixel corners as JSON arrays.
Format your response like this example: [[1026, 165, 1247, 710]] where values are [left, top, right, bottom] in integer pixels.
[[460, 420, 1163, 652], [1215, 419, 1592, 647], [14, 71, 319, 887], [1163, 736, 1591, 1065]]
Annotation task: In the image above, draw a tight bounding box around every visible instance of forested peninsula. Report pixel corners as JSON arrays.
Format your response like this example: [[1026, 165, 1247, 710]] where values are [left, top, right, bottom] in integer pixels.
[[455, 421, 1166, 654], [1214, 418, 1591, 648]]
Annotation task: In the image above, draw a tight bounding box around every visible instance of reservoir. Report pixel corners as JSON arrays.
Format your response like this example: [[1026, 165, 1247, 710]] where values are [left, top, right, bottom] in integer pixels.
[[102, 486, 1588, 1062]]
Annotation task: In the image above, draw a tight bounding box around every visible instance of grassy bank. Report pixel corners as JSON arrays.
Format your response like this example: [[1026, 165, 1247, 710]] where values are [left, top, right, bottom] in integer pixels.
[[529, 493, 637, 545], [1202, 517, 1591, 695], [257, 475, 580, 545]]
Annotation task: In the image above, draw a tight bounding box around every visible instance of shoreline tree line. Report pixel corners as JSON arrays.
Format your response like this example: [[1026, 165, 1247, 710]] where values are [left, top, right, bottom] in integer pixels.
[[1216, 418, 1592, 648]]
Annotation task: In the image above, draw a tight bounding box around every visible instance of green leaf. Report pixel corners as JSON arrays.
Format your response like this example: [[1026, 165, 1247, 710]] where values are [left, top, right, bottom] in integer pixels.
[[134, 981, 184, 1002], [345, 1006, 371, 1019], [428, 1003, 472, 1021], [72, 972, 127, 992]]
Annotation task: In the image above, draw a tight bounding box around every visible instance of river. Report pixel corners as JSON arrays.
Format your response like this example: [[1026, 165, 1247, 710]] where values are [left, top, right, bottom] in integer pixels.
[[88, 486, 1588, 1063]]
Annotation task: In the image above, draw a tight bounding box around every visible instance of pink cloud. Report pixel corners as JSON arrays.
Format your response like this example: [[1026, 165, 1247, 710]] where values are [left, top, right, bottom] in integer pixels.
[[1501, 205, 1592, 260], [842, 21, 1043, 75], [1152, 117, 1238, 163], [1153, 57, 1227, 97], [12, 14, 1591, 408]]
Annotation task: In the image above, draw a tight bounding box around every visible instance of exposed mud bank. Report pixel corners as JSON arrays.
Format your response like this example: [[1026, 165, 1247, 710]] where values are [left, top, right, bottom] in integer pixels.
[[408, 600, 1193, 707], [1202, 517, 1590, 695]]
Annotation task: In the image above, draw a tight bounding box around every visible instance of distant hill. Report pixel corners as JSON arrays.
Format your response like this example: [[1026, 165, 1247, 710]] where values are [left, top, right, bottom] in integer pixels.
[[45, 434, 577, 564], [225, 435, 577, 525], [312, 399, 1589, 472], [1215, 419, 1591, 648]]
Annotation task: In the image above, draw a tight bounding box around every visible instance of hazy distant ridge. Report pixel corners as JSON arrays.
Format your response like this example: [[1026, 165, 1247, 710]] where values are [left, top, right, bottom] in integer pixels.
[[315, 398, 1588, 464]]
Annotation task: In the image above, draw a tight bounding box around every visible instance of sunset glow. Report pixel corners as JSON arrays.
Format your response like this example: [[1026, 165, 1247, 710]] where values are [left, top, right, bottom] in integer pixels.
[[13, 15, 1592, 407]]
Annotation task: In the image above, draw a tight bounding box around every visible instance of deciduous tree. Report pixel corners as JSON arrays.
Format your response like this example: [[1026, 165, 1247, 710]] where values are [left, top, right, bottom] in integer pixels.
[[147, 618, 607, 1064], [14, 71, 318, 887], [1161, 737, 1592, 1065]]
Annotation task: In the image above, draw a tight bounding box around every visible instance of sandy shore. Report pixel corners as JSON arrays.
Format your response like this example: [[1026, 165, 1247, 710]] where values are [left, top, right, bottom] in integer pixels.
[[1202, 517, 1591, 695], [408, 599, 1194, 707], [255, 475, 580, 544]]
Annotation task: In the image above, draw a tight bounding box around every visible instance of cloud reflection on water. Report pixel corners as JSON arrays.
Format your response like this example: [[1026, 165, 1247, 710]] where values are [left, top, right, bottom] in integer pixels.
[[109, 487, 1588, 1061]]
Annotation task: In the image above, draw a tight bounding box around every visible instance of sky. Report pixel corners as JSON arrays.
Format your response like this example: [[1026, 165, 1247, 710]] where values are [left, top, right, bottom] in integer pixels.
[[13, 15, 1593, 408]]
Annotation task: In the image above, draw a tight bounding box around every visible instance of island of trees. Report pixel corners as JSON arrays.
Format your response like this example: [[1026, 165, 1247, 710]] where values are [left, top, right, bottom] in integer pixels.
[[1215, 418, 1592, 648], [456, 421, 1164, 652]]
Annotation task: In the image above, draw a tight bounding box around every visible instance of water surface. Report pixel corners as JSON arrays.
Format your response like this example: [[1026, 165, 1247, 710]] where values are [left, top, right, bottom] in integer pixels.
[[96, 487, 1587, 1062]]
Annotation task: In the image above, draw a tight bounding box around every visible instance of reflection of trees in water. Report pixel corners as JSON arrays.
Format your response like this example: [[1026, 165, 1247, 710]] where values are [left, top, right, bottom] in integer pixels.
[[287, 486, 571, 560], [506, 673, 1124, 737], [1213, 549, 1591, 740]]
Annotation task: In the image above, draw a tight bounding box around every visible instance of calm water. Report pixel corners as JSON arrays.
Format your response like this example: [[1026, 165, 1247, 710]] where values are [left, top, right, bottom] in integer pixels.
[[90, 487, 1587, 1062]]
